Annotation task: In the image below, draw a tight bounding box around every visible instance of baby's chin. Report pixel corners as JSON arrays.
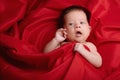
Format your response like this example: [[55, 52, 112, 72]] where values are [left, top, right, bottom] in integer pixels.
[[73, 40, 83, 43], [66, 38, 83, 43]]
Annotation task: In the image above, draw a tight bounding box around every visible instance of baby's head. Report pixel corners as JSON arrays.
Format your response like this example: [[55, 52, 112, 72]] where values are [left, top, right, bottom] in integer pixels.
[[58, 5, 91, 43], [58, 5, 91, 28]]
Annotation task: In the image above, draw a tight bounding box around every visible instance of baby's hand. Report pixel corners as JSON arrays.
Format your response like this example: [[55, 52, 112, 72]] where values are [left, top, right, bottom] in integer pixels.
[[54, 28, 67, 42], [74, 43, 85, 53]]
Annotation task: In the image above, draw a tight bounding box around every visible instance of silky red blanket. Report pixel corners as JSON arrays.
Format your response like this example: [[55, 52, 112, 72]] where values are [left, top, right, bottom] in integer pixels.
[[0, 0, 120, 80]]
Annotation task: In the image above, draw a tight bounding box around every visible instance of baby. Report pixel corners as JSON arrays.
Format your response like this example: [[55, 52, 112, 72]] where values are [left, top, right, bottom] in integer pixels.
[[44, 5, 102, 67]]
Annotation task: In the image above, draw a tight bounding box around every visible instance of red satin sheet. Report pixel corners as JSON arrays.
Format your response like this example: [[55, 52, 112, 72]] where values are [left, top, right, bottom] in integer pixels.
[[0, 0, 120, 80]]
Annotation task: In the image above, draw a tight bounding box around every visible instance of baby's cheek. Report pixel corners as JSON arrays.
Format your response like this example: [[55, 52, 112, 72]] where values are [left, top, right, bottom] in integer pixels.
[[67, 29, 74, 34]]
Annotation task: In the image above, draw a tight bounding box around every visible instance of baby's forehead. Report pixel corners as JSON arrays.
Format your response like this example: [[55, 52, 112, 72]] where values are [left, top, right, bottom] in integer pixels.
[[64, 10, 86, 17], [64, 10, 87, 20]]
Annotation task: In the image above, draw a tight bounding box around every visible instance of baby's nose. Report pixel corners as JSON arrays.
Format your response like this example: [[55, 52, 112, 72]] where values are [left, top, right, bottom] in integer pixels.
[[75, 24, 81, 28]]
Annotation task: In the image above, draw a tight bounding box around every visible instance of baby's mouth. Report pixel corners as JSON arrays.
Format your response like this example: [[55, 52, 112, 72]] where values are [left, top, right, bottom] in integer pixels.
[[75, 31, 82, 37]]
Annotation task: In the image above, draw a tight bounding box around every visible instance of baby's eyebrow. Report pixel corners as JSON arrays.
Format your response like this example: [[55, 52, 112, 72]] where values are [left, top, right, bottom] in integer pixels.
[[79, 19, 85, 21]]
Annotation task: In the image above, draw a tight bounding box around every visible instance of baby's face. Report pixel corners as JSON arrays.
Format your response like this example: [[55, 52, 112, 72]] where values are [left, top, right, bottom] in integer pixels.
[[64, 10, 91, 43]]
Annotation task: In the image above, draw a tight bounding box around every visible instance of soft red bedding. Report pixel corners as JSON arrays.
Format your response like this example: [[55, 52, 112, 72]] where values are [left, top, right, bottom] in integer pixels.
[[0, 0, 120, 80]]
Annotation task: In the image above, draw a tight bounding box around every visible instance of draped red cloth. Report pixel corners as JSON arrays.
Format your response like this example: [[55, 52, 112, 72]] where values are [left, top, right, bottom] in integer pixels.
[[0, 0, 120, 80]]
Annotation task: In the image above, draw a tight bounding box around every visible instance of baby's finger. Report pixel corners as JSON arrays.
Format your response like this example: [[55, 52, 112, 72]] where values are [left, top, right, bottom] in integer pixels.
[[63, 31, 67, 37], [74, 43, 79, 50]]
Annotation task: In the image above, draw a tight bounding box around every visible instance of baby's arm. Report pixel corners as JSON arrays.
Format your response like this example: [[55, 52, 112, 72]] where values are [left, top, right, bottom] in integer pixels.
[[74, 42, 102, 67], [44, 28, 67, 53]]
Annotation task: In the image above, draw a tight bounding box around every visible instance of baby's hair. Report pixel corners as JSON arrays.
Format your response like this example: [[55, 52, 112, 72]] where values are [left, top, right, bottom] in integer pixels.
[[58, 5, 91, 28]]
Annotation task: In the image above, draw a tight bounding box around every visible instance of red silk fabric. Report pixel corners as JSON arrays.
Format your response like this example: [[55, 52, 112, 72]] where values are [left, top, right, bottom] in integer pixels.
[[0, 0, 120, 80]]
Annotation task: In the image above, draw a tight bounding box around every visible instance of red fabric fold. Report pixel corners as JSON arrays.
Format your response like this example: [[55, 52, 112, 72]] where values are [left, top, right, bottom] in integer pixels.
[[0, 0, 120, 80]]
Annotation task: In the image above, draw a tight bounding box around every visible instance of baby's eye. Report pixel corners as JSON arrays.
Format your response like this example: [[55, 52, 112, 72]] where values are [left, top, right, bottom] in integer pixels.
[[80, 21, 85, 24], [68, 23, 73, 26]]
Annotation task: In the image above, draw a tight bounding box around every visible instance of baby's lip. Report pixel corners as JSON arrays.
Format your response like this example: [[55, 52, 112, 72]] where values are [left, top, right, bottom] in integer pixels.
[[75, 31, 82, 37]]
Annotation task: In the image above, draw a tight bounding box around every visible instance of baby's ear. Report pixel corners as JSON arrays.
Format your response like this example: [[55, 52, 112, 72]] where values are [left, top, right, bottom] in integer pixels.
[[63, 25, 67, 29]]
